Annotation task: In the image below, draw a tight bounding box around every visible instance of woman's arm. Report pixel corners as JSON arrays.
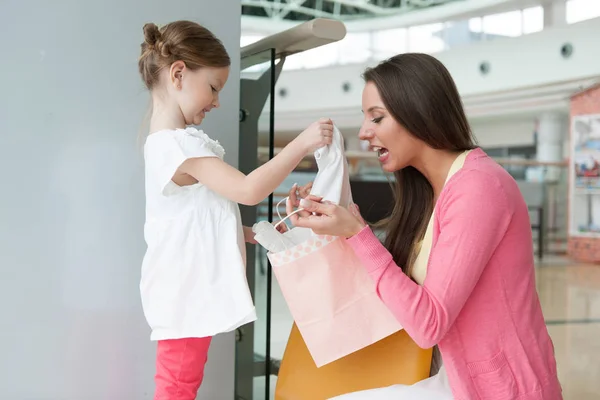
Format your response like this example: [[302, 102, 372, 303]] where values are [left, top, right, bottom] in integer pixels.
[[347, 172, 512, 348], [293, 171, 513, 348]]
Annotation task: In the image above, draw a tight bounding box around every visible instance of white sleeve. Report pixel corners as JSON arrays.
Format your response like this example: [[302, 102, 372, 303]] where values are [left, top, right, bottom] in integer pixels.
[[145, 130, 221, 196]]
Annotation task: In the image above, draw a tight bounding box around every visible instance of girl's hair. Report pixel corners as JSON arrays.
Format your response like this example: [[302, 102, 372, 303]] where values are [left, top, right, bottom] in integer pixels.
[[138, 20, 230, 90], [363, 53, 477, 278]]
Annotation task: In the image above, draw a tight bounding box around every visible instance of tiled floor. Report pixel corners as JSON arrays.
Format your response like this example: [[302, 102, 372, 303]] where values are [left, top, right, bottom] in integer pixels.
[[536, 258, 600, 399], [252, 256, 600, 399]]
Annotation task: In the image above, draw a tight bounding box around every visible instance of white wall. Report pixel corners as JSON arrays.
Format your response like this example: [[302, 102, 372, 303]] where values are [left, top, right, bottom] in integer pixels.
[[0, 1, 241, 399], [259, 17, 600, 145], [271, 17, 600, 112], [470, 115, 537, 147]]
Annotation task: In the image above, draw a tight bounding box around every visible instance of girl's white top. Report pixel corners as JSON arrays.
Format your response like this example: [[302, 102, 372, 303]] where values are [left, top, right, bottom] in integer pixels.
[[141, 127, 256, 340]]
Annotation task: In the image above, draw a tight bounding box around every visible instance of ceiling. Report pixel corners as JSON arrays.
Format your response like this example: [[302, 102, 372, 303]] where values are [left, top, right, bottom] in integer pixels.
[[241, 0, 549, 34], [241, 0, 463, 22]]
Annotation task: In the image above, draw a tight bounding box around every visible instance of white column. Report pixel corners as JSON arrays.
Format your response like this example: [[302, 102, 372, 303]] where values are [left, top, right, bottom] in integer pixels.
[[537, 112, 568, 181], [543, 0, 567, 28]]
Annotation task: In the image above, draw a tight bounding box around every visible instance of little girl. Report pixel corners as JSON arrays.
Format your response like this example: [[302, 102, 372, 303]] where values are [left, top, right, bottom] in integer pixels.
[[137, 20, 333, 399]]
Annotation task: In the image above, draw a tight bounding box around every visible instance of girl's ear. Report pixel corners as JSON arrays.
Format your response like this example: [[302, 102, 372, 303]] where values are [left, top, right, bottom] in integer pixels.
[[169, 60, 186, 90]]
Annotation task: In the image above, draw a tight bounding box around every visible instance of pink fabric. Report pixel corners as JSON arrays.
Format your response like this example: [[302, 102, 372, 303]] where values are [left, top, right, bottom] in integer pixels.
[[269, 235, 402, 367], [347, 148, 562, 400], [154, 337, 212, 400]]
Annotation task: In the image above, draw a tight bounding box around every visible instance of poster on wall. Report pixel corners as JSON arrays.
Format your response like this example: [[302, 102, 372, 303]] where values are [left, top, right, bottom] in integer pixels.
[[571, 113, 600, 235], [572, 113, 600, 189]]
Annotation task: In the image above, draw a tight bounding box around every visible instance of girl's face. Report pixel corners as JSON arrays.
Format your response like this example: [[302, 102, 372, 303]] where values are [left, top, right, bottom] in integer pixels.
[[167, 61, 230, 126], [358, 81, 422, 173]]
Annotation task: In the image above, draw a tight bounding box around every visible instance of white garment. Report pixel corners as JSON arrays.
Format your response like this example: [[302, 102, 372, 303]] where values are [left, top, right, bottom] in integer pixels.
[[329, 366, 452, 400], [141, 127, 256, 341], [253, 125, 353, 251], [312, 125, 353, 207]]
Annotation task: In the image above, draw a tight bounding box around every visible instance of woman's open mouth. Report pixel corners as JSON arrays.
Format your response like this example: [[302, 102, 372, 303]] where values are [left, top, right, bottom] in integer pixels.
[[371, 146, 389, 163]]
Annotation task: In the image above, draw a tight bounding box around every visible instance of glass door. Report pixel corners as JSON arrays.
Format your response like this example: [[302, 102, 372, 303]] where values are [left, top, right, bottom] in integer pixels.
[[236, 48, 278, 400]]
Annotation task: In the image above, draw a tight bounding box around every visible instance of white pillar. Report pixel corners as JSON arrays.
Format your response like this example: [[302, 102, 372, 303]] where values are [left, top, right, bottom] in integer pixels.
[[537, 112, 568, 181], [543, 0, 567, 28]]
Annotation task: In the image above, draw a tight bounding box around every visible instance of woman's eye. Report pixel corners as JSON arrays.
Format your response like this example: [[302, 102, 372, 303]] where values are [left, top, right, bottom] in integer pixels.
[[211, 86, 217, 93], [371, 116, 383, 123]]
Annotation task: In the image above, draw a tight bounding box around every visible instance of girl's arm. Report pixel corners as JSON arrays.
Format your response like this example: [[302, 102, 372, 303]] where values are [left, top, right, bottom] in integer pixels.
[[178, 119, 332, 206]]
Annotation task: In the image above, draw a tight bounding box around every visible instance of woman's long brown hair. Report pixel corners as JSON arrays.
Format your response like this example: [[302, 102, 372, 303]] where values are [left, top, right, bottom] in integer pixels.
[[363, 53, 476, 277]]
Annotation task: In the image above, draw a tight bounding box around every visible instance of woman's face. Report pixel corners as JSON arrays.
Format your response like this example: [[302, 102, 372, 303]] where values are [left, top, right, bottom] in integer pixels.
[[359, 81, 422, 173]]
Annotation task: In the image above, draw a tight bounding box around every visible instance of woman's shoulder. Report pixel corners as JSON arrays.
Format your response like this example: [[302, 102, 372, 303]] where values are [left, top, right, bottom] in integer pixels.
[[452, 148, 515, 184], [442, 148, 522, 208]]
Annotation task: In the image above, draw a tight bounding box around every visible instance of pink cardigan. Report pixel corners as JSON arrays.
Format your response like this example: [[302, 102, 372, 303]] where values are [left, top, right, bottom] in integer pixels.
[[347, 148, 562, 400]]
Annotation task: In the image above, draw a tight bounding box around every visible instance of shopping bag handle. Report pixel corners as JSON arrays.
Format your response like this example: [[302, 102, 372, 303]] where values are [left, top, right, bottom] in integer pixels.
[[273, 196, 305, 230]]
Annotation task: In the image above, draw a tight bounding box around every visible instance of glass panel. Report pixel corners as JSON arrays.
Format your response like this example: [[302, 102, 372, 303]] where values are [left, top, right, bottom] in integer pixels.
[[338, 32, 372, 64], [282, 53, 306, 70], [300, 42, 339, 69], [241, 34, 265, 47], [237, 48, 276, 400]]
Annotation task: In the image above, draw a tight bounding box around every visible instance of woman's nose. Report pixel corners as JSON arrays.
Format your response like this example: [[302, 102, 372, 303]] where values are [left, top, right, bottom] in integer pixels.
[[358, 125, 374, 141]]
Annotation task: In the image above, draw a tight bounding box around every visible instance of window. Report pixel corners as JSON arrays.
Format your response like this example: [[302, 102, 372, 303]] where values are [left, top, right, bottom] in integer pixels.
[[469, 17, 483, 33], [408, 23, 445, 53], [441, 19, 478, 48], [371, 28, 408, 59], [522, 6, 544, 34], [482, 10, 523, 38], [567, 0, 600, 23]]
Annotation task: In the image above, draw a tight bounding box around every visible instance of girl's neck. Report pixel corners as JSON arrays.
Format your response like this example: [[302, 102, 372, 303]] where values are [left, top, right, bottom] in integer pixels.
[[149, 94, 186, 134]]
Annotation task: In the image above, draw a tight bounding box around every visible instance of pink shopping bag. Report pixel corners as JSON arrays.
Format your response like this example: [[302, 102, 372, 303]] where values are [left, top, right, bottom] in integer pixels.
[[267, 232, 403, 367], [253, 125, 402, 367]]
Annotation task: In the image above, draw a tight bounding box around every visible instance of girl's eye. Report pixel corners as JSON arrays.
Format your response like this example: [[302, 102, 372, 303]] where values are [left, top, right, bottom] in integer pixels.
[[372, 116, 383, 124]]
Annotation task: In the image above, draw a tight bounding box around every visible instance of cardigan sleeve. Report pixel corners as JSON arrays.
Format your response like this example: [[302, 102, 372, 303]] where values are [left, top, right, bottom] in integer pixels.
[[347, 170, 513, 348]]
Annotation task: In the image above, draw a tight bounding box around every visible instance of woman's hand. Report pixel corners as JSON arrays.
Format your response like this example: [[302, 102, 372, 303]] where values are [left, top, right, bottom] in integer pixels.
[[274, 182, 316, 233], [285, 186, 366, 238]]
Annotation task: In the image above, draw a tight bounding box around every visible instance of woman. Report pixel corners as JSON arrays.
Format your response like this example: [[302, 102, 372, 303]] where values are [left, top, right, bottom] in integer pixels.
[[286, 53, 562, 400]]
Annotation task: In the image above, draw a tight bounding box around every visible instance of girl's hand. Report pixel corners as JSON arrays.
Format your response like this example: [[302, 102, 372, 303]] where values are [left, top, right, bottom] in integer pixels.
[[274, 221, 289, 233], [297, 181, 313, 199], [243, 226, 257, 244], [295, 118, 334, 154]]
